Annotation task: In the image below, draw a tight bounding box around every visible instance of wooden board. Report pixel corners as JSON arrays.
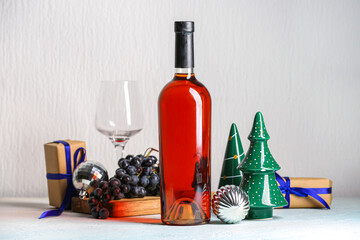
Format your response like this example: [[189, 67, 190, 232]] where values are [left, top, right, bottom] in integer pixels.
[[71, 196, 161, 217]]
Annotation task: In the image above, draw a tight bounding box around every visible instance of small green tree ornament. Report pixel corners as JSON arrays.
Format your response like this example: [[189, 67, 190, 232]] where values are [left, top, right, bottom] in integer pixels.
[[238, 112, 287, 219], [218, 123, 245, 188]]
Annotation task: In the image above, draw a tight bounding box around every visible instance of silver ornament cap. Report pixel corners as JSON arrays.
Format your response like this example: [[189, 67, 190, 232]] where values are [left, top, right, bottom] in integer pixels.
[[212, 185, 250, 224]]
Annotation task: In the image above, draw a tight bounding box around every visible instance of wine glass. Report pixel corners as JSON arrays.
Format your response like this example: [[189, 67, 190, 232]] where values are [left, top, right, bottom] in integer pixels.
[[95, 80, 143, 160]]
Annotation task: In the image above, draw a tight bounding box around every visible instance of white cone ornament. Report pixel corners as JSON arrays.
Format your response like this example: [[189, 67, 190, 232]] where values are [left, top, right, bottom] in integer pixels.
[[212, 185, 250, 224]]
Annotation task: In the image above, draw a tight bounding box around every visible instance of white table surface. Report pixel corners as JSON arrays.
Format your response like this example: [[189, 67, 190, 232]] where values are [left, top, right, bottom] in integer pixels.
[[0, 197, 359, 240]]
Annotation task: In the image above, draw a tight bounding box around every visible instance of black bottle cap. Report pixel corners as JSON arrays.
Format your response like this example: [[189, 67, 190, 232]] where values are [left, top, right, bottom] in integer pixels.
[[174, 21, 194, 33], [174, 21, 194, 68]]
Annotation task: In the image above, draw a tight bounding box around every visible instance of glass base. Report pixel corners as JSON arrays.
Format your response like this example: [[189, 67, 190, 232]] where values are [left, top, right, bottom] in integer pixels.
[[246, 207, 273, 220], [161, 219, 209, 226], [162, 198, 209, 225]]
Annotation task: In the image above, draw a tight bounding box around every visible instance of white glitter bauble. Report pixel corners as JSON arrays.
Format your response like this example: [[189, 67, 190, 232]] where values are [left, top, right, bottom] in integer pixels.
[[212, 185, 250, 224]]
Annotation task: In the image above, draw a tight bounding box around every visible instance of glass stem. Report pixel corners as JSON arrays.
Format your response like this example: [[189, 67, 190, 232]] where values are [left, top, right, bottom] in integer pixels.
[[114, 142, 127, 160]]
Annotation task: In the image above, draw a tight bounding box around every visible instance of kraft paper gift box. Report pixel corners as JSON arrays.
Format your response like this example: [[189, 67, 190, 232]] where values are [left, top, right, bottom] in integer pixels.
[[276, 174, 333, 208], [44, 140, 87, 208]]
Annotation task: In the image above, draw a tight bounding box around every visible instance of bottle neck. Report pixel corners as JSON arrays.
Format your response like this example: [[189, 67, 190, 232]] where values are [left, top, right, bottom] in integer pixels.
[[174, 68, 195, 80], [175, 32, 194, 68], [175, 68, 194, 74]]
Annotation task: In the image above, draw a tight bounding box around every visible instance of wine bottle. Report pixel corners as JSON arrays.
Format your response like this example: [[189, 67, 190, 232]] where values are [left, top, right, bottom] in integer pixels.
[[158, 21, 211, 225]]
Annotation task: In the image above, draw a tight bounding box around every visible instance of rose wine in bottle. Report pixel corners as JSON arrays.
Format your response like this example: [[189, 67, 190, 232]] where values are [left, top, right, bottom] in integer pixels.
[[158, 21, 211, 225]]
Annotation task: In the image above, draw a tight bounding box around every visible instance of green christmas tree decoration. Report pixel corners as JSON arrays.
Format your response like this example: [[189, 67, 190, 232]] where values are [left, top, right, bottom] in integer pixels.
[[238, 112, 287, 219], [218, 123, 245, 188]]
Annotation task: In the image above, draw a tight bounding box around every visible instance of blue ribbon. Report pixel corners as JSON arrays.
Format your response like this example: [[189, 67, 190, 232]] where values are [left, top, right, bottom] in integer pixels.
[[39, 140, 86, 219], [275, 172, 331, 209]]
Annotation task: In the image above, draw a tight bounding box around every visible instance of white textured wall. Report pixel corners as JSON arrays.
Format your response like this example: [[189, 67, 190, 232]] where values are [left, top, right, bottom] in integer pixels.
[[1, 0, 359, 197]]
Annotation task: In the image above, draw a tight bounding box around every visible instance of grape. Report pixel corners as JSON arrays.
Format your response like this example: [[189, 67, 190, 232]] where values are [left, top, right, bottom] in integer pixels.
[[99, 208, 110, 219], [125, 155, 134, 161], [130, 157, 142, 168], [129, 175, 139, 186], [147, 184, 157, 191], [101, 192, 111, 203], [87, 196, 98, 208], [149, 174, 160, 186], [131, 186, 141, 195], [109, 176, 117, 182], [138, 187, 146, 198], [148, 155, 158, 164], [93, 188, 103, 199], [142, 167, 152, 176], [115, 168, 127, 179], [99, 181, 109, 191], [109, 178, 121, 188], [91, 206, 100, 218], [118, 158, 126, 167], [119, 159, 130, 169], [135, 154, 145, 162], [139, 175, 150, 187], [120, 184, 131, 193], [114, 192, 125, 200], [121, 174, 131, 184], [142, 157, 153, 167], [126, 165, 137, 175], [112, 187, 121, 196]]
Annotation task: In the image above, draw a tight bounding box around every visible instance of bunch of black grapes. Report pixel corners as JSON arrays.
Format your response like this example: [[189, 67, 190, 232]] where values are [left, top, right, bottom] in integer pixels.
[[87, 154, 160, 219]]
